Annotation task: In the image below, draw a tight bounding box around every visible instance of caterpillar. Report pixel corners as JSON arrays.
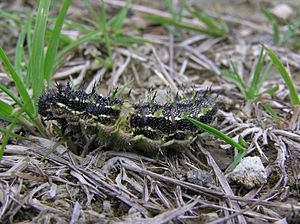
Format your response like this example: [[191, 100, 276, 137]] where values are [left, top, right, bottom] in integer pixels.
[[38, 82, 218, 156]]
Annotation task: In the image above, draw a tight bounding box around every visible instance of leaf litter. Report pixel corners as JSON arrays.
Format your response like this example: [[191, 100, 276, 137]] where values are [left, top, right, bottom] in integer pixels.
[[0, 0, 300, 223]]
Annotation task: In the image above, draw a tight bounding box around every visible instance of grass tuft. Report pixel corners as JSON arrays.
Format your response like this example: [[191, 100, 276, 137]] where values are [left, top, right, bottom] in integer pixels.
[[0, 0, 73, 160], [222, 47, 273, 101], [262, 8, 300, 47]]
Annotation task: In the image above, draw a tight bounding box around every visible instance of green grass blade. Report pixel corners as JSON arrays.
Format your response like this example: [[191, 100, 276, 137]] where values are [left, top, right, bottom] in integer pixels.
[[0, 48, 35, 114], [264, 85, 279, 95], [25, 15, 33, 87], [0, 122, 16, 160], [0, 83, 22, 106], [261, 103, 283, 122], [186, 117, 245, 153], [64, 20, 96, 33], [113, 34, 151, 44], [197, 13, 219, 30], [0, 106, 25, 160], [222, 70, 247, 98], [264, 46, 300, 105], [0, 9, 24, 24], [14, 22, 28, 78], [101, 0, 113, 68], [187, 8, 227, 36], [94, 55, 114, 68], [83, 0, 101, 27], [56, 31, 99, 59], [222, 62, 248, 98], [0, 128, 31, 141], [165, 0, 176, 19], [262, 8, 281, 43], [144, 14, 224, 37], [31, 0, 51, 103], [248, 47, 265, 100], [44, 0, 72, 83], [54, 31, 100, 70], [273, 23, 280, 43], [256, 61, 272, 94], [0, 100, 13, 121], [108, 0, 130, 33], [282, 18, 300, 43], [26, 15, 33, 58], [231, 61, 247, 91], [227, 150, 247, 172], [41, 139, 65, 161], [186, 117, 246, 170], [238, 135, 248, 148], [45, 29, 72, 45]]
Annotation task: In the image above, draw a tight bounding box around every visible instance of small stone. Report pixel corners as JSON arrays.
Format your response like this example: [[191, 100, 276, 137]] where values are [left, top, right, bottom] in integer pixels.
[[187, 169, 213, 186], [228, 156, 267, 189], [270, 4, 293, 20], [126, 207, 142, 220], [201, 212, 219, 222]]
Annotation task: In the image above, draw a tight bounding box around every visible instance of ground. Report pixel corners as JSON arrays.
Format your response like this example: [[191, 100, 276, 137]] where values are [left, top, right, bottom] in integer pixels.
[[0, 0, 299, 223]]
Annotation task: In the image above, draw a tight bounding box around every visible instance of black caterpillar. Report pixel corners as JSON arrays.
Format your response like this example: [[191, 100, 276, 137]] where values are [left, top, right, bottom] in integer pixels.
[[38, 82, 217, 155]]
